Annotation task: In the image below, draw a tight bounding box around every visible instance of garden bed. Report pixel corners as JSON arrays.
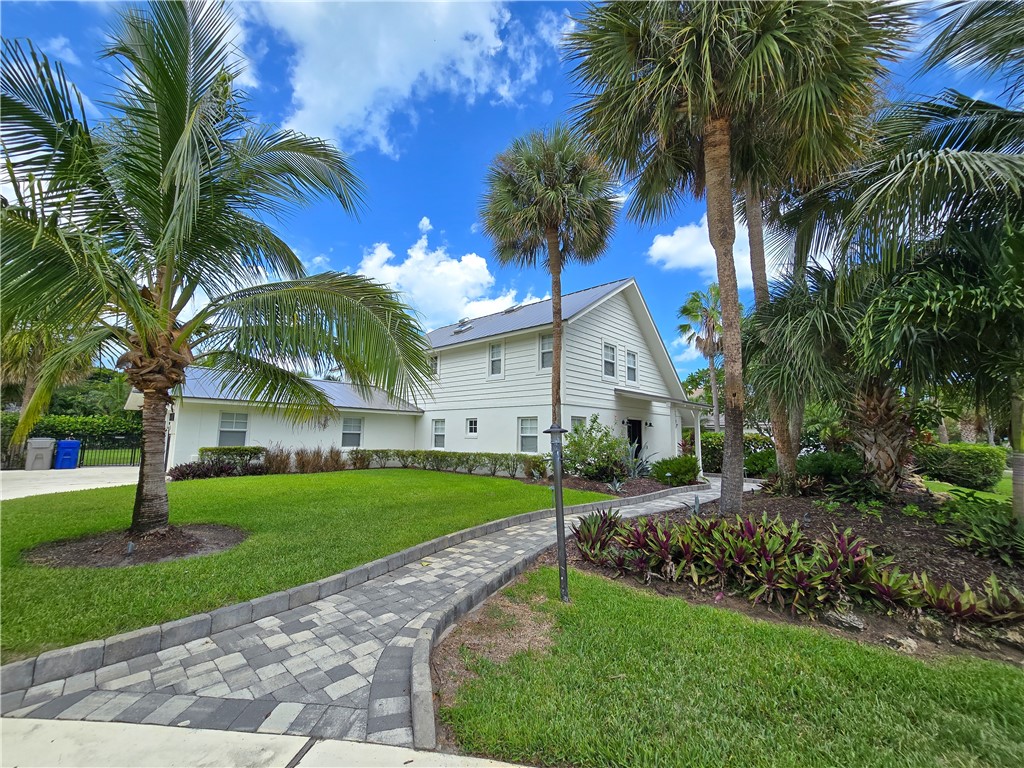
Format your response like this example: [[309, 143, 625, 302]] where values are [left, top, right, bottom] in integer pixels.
[[518, 475, 672, 497]]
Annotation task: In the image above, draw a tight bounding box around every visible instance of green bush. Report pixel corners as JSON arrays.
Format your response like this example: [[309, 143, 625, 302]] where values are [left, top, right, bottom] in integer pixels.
[[368, 449, 395, 468], [522, 454, 548, 480], [198, 446, 266, 467], [744, 451, 777, 478], [796, 451, 865, 484], [914, 442, 1007, 491], [942, 490, 1024, 567], [698, 432, 774, 473], [1, 413, 142, 451], [650, 456, 699, 487], [563, 415, 630, 481]]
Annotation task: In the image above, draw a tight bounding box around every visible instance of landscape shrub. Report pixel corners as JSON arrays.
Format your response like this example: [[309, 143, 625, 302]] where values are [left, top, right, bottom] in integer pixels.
[[484, 452, 504, 476], [347, 448, 371, 470], [424, 450, 451, 472], [369, 449, 395, 468], [198, 446, 266, 468], [1, 413, 142, 451], [942, 490, 1024, 566], [167, 461, 267, 480], [263, 444, 293, 474], [563, 415, 629, 481], [571, 511, 1024, 625], [743, 450, 777, 478], [393, 449, 417, 469], [914, 442, 1007, 491], [459, 452, 485, 474], [699, 432, 774, 473], [500, 453, 524, 478], [796, 451, 865, 484], [293, 447, 326, 474], [522, 454, 548, 479], [650, 456, 699, 487]]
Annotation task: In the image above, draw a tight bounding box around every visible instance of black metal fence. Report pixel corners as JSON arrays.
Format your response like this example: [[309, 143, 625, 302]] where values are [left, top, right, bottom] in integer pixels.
[[1, 435, 141, 470]]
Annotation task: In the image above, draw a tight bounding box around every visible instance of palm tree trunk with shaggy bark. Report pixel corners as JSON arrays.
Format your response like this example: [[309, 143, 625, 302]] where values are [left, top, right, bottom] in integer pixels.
[[546, 229, 564, 427], [849, 378, 911, 496], [132, 388, 170, 533], [745, 181, 799, 489], [708, 352, 720, 431], [1010, 376, 1023, 525], [704, 116, 744, 514]]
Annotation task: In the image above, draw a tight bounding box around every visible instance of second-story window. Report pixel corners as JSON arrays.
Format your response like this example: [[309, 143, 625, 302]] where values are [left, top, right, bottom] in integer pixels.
[[489, 342, 503, 378], [429, 355, 439, 376], [603, 343, 617, 378], [626, 350, 638, 383], [539, 334, 553, 370]]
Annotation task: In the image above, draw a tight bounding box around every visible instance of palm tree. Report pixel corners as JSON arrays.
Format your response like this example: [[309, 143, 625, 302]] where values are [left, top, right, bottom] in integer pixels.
[[1, 1, 432, 533], [677, 285, 723, 431], [567, 1, 913, 513], [0, 324, 93, 415], [480, 124, 619, 426]]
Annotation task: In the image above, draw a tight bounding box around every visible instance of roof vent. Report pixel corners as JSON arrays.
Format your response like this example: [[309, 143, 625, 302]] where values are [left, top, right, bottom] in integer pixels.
[[502, 304, 521, 314], [456, 317, 470, 327], [452, 323, 474, 335]]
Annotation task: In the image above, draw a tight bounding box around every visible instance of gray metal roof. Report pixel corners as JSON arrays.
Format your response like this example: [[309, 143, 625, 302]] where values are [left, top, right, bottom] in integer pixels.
[[179, 368, 422, 413], [426, 278, 632, 350]]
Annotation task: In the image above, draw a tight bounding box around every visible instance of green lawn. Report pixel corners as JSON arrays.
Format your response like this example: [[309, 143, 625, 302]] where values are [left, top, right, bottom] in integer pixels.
[[925, 473, 1012, 502], [443, 568, 1024, 768], [0, 470, 610, 661]]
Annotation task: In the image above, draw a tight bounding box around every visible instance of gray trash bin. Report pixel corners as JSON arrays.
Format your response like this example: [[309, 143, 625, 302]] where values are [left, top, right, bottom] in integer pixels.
[[25, 437, 56, 471]]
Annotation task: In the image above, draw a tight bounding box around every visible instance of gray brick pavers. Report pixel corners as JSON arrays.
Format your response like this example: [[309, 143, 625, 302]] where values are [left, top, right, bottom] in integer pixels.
[[3, 480, 744, 746]]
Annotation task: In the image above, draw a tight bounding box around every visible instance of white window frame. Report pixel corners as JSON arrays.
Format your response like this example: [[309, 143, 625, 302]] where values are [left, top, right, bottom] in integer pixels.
[[602, 341, 617, 381], [538, 333, 553, 371], [218, 412, 248, 447], [570, 415, 586, 430], [432, 419, 445, 449], [626, 349, 638, 384], [488, 341, 504, 380], [429, 354, 439, 377], [466, 418, 478, 438], [341, 417, 363, 448], [518, 416, 539, 453]]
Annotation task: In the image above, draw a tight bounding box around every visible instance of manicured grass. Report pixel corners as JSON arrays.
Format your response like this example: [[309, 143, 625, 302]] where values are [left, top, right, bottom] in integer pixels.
[[0, 470, 610, 661], [443, 568, 1024, 768], [925, 474, 1012, 502]]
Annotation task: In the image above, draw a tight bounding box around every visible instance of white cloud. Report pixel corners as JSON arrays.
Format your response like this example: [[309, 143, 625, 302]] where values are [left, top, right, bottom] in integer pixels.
[[356, 225, 543, 330], [418, 216, 433, 234], [246, 1, 562, 156], [41, 36, 81, 66], [536, 8, 576, 50], [669, 336, 704, 372], [647, 214, 773, 291], [300, 252, 331, 273]]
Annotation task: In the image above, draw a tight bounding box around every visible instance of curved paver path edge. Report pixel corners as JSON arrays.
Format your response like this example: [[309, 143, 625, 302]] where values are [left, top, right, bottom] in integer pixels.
[[0, 482, 710, 694]]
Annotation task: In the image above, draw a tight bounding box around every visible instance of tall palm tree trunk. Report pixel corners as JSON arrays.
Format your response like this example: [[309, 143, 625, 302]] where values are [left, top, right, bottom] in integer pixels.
[[1011, 376, 1023, 525], [708, 353, 720, 431], [850, 379, 910, 496], [704, 116, 744, 514], [19, 372, 38, 416], [131, 389, 170, 533], [546, 229, 563, 427], [745, 182, 799, 489]]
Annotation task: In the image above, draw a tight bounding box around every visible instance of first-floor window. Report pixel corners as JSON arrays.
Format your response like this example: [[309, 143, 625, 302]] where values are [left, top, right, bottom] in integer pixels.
[[570, 415, 586, 430], [518, 417, 539, 452], [433, 419, 446, 448], [603, 343, 617, 378], [341, 417, 363, 447], [626, 350, 638, 383], [466, 418, 478, 436], [218, 412, 248, 447]]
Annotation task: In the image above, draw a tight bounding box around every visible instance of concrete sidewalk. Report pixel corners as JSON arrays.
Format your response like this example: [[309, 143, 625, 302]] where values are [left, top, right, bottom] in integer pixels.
[[0, 467, 139, 501], [0, 718, 522, 767]]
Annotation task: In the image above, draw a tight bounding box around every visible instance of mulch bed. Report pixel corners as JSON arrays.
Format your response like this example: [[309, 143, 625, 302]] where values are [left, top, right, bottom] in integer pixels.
[[24, 524, 247, 568], [519, 475, 672, 497]]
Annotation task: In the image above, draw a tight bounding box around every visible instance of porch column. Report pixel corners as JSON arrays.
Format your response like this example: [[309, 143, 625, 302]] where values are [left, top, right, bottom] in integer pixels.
[[693, 409, 703, 474]]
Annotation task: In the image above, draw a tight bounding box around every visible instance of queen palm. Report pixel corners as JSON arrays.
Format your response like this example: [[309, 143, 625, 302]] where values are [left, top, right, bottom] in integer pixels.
[[1, 1, 432, 533], [677, 285, 723, 431], [567, 0, 911, 513], [480, 125, 619, 426]]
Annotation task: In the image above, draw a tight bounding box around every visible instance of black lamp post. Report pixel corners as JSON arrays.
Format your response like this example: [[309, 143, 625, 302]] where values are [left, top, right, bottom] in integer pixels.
[[544, 422, 570, 603]]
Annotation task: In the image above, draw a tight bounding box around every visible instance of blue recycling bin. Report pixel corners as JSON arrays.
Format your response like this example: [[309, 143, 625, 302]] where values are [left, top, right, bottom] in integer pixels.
[[54, 440, 82, 470]]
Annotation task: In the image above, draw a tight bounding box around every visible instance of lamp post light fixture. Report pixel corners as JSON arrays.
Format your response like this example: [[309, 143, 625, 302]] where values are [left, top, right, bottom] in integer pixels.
[[544, 422, 570, 603]]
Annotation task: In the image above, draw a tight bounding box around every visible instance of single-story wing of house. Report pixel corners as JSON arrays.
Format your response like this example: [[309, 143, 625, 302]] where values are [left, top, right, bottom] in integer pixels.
[[132, 277, 708, 470]]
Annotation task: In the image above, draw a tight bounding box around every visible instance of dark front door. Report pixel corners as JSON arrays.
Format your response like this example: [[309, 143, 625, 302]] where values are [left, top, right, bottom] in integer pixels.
[[626, 419, 642, 457]]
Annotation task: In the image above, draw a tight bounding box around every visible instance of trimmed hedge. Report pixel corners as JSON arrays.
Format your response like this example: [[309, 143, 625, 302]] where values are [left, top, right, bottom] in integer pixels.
[[1, 413, 142, 451], [796, 451, 865, 484], [914, 443, 1007, 491], [198, 446, 266, 467], [651, 456, 699, 487], [699, 431, 774, 473]]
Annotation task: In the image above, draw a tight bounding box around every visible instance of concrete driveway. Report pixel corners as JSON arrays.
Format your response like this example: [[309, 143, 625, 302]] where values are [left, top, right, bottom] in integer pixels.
[[0, 467, 139, 501]]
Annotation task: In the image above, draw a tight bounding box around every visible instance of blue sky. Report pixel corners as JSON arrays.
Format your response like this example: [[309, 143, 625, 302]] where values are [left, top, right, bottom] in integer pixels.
[[1, 1, 996, 377]]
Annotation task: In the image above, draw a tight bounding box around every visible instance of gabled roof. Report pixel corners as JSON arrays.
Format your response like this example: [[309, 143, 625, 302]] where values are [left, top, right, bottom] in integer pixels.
[[177, 368, 422, 413], [426, 278, 631, 350]]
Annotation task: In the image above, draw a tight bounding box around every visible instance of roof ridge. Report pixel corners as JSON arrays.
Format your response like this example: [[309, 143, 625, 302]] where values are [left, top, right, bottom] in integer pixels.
[[431, 277, 632, 332]]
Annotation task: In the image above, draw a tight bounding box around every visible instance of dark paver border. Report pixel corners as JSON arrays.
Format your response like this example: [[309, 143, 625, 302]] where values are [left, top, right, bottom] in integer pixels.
[[1, 483, 709, 695]]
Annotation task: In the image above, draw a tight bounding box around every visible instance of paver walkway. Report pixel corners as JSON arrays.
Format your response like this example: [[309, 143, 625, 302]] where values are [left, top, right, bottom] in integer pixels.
[[2, 479, 750, 747]]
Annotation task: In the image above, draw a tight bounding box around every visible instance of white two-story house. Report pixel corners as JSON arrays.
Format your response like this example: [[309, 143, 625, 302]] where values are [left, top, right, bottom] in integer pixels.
[[157, 278, 706, 469]]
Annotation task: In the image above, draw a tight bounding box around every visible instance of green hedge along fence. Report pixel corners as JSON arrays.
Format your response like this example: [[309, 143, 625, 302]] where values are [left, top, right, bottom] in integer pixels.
[[913, 442, 1008, 491]]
